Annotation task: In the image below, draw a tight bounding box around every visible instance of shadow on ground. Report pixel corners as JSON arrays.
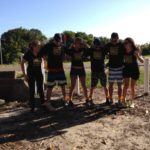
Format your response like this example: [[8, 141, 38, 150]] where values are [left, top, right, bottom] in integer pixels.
[[0, 98, 124, 144]]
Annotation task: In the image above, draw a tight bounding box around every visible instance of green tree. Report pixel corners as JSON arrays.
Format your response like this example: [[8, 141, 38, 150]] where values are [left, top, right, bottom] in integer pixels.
[[1, 27, 47, 64], [141, 43, 150, 55]]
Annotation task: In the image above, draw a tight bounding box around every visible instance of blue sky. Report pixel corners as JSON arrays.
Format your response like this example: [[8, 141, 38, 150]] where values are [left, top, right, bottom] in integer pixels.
[[0, 0, 150, 44]]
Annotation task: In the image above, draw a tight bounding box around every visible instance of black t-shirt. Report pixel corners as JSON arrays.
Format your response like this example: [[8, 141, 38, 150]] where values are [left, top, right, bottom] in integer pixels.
[[87, 47, 106, 72], [40, 42, 64, 69], [23, 50, 42, 75], [105, 42, 124, 68], [124, 49, 138, 70], [65, 48, 87, 68]]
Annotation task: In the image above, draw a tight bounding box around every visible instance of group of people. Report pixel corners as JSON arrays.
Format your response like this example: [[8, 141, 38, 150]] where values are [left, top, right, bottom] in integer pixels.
[[21, 32, 144, 112]]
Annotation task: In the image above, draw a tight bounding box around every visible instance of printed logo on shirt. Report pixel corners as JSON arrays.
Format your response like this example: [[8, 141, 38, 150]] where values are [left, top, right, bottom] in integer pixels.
[[110, 46, 118, 56], [124, 55, 132, 64], [93, 51, 102, 60], [53, 47, 61, 56], [74, 52, 83, 61], [33, 58, 41, 66]]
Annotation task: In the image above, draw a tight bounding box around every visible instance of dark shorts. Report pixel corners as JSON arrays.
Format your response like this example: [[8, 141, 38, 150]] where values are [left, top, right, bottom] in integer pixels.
[[123, 67, 139, 80], [91, 72, 107, 87], [70, 68, 86, 78], [47, 71, 67, 88]]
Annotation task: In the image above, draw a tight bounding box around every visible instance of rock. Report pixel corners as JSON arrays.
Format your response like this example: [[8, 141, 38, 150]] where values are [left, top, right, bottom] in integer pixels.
[[101, 139, 107, 145], [0, 79, 29, 101], [0, 99, 5, 105]]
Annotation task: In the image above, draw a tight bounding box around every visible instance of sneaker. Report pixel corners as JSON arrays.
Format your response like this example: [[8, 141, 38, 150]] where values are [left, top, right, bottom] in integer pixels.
[[109, 99, 114, 105], [30, 107, 35, 113], [64, 100, 74, 108], [116, 101, 126, 108], [105, 98, 110, 105], [126, 100, 135, 108], [85, 99, 95, 108], [68, 101, 75, 107], [42, 102, 56, 111]]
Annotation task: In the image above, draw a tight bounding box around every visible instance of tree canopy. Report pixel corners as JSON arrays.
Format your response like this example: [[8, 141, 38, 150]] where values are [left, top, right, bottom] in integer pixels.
[[1, 28, 150, 64], [1, 28, 47, 64]]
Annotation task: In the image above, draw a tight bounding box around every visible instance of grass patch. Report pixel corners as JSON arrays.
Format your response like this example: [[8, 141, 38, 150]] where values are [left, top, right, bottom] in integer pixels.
[[16, 66, 146, 87], [16, 72, 24, 79]]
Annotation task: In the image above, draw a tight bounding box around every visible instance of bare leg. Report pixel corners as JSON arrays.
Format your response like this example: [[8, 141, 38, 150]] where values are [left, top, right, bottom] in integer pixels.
[[61, 85, 66, 100], [89, 87, 95, 100], [109, 82, 114, 101], [131, 79, 136, 99], [117, 82, 122, 101], [122, 78, 129, 102], [103, 86, 108, 98], [69, 76, 77, 101], [79, 76, 88, 100], [46, 87, 53, 101]]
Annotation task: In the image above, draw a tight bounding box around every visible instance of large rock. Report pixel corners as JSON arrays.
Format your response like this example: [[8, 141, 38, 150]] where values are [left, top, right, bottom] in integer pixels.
[[0, 79, 29, 101], [0, 71, 15, 79], [0, 99, 5, 105]]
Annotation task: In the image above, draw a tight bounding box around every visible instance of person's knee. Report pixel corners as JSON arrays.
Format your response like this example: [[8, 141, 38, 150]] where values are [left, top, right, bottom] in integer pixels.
[[130, 84, 135, 90], [124, 82, 129, 89]]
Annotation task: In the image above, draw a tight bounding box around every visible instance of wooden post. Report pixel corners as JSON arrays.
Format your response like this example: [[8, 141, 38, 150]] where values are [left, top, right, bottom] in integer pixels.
[[42, 59, 46, 84], [74, 77, 80, 95], [144, 58, 149, 95]]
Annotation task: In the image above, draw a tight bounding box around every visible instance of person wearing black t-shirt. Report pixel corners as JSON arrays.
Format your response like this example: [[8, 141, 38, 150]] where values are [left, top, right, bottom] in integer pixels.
[[87, 38, 109, 106], [39, 33, 67, 111], [105, 33, 124, 104], [65, 37, 89, 107], [21, 41, 45, 112], [122, 37, 144, 106]]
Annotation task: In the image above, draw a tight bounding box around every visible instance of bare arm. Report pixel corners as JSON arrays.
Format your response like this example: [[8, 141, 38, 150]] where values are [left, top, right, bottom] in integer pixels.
[[134, 47, 144, 63], [20, 58, 28, 82]]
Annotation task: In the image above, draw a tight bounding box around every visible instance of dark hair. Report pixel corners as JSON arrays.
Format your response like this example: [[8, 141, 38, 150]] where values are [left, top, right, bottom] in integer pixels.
[[111, 32, 119, 38], [124, 37, 137, 51], [54, 33, 61, 42], [93, 38, 101, 46], [30, 40, 41, 49]]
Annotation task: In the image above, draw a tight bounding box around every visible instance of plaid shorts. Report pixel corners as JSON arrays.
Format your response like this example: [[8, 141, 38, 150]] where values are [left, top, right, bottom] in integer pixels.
[[91, 72, 107, 87], [109, 67, 123, 83]]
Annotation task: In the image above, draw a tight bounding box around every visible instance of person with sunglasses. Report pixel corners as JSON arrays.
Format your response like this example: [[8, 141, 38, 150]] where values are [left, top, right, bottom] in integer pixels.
[[105, 32, 124, 105], [39, 33, 67, 111]]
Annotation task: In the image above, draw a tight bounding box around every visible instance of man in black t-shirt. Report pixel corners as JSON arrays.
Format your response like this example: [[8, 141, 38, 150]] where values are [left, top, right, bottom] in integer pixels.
[[87, 38, 109, 105], [105, 33, 124, 104], [40, 33, 67, 111]]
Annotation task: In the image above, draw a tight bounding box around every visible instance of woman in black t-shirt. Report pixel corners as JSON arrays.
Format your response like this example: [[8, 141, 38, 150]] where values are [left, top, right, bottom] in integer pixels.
[[122, 37, 144, 105], [65, 37, 89, 107], [21, 40, 45, 112]]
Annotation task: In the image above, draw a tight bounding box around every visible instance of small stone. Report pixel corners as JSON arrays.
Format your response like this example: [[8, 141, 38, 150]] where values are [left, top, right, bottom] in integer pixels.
[[101, 139, 107, 145], [145, 110, 149, 114], [0, 99, 5, 105]]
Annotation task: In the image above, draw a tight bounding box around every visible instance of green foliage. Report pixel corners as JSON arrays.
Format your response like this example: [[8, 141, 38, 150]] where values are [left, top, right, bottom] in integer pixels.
[[62, 31, 110, 47], [141, 43, 150, 56], [1, 27, 47, 64]]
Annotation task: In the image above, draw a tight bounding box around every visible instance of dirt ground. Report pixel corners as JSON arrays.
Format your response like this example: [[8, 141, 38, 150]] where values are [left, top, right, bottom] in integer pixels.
[[0, 88, 150, 150]]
